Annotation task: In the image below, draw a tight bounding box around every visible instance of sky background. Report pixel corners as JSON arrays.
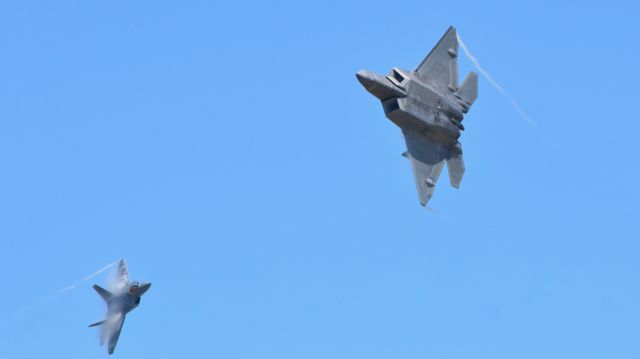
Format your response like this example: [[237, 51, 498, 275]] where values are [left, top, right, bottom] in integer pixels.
[[1, 1, 639, 358]]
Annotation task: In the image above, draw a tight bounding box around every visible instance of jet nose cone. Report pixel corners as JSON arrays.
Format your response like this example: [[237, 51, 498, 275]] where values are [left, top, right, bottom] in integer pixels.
[[138, 282, 151, 295], [356, 70, 374, 88], [356, 69, 406, 100]]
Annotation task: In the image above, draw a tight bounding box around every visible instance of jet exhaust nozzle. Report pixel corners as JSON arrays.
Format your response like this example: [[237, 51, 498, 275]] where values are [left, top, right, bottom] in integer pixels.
[[356, 70, 406, 100]]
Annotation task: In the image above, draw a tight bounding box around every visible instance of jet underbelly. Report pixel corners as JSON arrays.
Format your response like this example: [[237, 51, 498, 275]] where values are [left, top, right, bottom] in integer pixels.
[[382, 97, 461, 144]]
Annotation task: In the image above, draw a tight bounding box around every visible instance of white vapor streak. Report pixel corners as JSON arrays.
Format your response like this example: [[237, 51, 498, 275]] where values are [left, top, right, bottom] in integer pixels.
[[18, 260, 119, 314], [59, 261, 119, 293], [456, 33, 535, 125]]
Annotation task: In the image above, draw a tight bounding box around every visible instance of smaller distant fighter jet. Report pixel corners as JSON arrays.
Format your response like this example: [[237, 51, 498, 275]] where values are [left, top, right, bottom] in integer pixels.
[[89, 259, 151, 355], [356, 26, 478, 206]]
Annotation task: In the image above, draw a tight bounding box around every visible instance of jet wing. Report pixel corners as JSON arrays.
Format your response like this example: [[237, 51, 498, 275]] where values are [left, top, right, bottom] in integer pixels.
[[402, 130, 450, 206], [415, 26, 458, 92], [107, 313, 126, 355]]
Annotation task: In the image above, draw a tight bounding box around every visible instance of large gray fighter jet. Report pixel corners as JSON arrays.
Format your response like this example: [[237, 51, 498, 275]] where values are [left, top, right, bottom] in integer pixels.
[[356, 26, 478, 206], [89, 260, 151, 355]]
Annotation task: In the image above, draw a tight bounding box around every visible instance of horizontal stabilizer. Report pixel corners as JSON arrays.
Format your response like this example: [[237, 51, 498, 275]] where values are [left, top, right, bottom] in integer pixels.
[[456, 72, 478, 109], [93, 285, 113, 302], [88, 320, 105, 328]]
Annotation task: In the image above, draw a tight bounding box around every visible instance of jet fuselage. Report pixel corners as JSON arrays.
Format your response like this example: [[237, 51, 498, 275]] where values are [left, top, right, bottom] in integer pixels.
[[106, 288, 145, 316], [357, 68, 467, 152]]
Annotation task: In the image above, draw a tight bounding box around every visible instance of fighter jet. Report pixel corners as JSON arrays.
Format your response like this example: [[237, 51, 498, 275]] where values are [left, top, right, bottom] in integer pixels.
[[89, 260, 151, 355], [356, 26, 478, 206]]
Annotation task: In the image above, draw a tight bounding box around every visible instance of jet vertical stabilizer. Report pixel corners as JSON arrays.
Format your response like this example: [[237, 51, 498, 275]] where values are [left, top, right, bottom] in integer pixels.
[[446, 153, 465, 189], [455, 72, 478, 111]]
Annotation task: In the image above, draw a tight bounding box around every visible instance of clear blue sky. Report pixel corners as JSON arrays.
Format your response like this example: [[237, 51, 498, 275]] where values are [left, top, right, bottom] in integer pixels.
[[1, 1, 639, 358]]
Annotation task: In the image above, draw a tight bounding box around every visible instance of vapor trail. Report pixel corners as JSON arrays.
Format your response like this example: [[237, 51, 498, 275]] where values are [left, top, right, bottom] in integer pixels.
[[456, 33, 535, 125], [18, 260, 119, 314], [59, 260, 119, 293]]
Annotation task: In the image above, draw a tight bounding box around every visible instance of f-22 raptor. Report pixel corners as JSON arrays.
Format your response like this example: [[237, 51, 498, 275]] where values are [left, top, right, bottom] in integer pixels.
[[89, 260, 151, 355], [356, 26, 478, 207]]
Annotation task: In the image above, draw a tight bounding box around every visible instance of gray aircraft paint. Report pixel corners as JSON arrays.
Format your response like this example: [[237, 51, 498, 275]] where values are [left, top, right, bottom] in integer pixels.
[[356, 26, 478, 206], [89, 260, 151, 355]]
